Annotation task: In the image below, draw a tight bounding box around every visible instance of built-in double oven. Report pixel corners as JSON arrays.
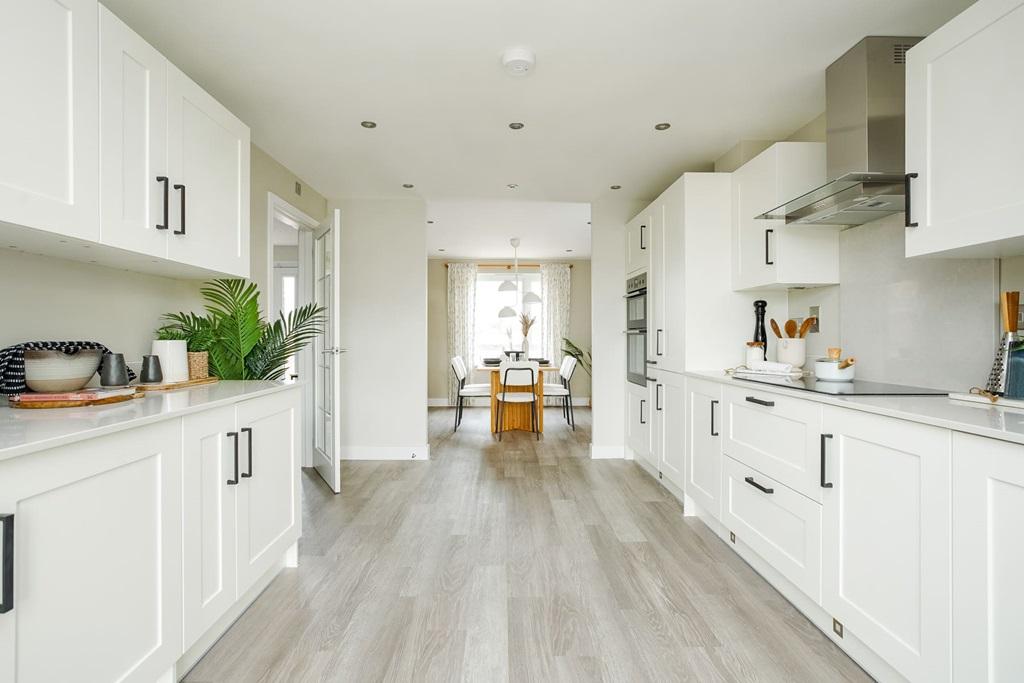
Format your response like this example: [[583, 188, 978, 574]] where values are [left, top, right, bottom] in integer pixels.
[[625, 272, 648, 386]]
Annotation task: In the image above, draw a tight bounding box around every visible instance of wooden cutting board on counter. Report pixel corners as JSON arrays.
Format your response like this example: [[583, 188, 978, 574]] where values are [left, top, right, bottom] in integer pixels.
[[9, 389, 144, 409], [136, 376, 219, 393]]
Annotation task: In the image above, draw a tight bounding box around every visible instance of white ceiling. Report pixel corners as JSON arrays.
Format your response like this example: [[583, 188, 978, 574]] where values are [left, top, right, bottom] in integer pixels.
[[426, 200, 590, 258], [103, 0, 973, 203]]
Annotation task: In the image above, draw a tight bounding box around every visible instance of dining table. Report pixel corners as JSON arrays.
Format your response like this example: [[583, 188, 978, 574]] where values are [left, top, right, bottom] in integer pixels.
[[476, 364, 556, 433]]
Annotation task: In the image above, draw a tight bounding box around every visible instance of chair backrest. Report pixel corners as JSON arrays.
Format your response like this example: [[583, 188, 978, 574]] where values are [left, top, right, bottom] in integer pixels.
[[499, 360, 539, 388], [561, 356, 578, 382], [450, 356, 467, 382]]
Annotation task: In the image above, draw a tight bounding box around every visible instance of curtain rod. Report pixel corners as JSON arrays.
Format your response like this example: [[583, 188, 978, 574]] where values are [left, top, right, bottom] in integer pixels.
[[444, 263, 572, 269]]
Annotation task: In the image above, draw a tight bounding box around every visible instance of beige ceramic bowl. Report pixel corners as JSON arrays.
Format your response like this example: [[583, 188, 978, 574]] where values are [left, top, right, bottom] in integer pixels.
[[24, 349, 102, 392]]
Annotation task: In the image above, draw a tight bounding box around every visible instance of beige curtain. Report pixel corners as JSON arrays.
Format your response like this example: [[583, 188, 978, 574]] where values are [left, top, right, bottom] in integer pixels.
[[446, 263, 477, 405], [540, 263, 571, 364]]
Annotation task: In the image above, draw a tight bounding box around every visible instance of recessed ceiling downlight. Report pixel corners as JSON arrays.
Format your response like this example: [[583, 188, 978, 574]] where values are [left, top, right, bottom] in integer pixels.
[[507, 183, 519, 190], [502, 46, 535, 76], [509, 122, 524, 130], [402, 183, 414, 189], [610, 185, 622, 190], [654, 122, 671, 131], [361, 121, 377, 129]]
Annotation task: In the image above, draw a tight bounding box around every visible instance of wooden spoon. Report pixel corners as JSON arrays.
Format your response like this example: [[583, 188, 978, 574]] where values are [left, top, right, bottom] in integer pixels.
[[827, 347, 842, 360], [770, 319, 783, 339], [838, 357, 856, 370], [798, 317, 816, 338], [784, 319, 798, 338]]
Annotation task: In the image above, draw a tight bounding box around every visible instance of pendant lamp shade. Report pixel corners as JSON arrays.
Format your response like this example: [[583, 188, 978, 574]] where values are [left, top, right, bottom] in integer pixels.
[[498, 280, 517, 292], [498, 306, 517, 318], [522, 291, 541, 304]]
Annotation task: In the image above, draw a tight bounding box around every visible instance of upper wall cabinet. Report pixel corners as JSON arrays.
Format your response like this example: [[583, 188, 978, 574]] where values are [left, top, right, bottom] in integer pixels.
[[0, 0, 99, 241], [626, 213, 649, 276], [0, 0, 250, 279], [905, 0, 1024, 258], [732, 142, 839, 290]]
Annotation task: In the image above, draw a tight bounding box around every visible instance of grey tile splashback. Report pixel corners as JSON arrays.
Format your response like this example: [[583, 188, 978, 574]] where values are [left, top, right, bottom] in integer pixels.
[[789, 213, 998, 391]]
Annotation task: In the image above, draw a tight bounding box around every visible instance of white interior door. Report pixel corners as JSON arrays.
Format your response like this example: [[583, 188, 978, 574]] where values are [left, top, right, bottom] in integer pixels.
[[313, 209, 343, 493]]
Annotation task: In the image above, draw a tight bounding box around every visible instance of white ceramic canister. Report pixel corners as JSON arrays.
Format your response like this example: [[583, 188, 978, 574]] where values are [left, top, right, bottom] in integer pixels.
[[745, 343, 765, 367], [151, 340, 189, 383], [776, 338, 807, 368]]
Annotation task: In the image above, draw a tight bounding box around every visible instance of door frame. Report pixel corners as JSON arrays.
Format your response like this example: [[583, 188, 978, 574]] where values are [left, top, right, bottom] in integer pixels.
[[266, 192, 320, 468]]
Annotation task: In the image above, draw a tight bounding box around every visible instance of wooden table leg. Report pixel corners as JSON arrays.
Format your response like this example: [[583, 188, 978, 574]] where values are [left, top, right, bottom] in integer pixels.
[[490, 370, 499, 433]]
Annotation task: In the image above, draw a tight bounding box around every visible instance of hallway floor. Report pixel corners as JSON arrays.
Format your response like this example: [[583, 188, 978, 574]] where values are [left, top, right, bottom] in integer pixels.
[[185, 406, 870, 682]]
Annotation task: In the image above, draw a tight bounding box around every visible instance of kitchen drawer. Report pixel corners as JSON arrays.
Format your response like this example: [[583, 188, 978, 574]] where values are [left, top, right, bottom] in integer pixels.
[[721, 385, 823, 502], [721, 455, 822, 602]]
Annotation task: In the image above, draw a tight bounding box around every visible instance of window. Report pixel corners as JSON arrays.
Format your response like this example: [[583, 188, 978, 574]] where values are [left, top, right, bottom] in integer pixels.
[[473, 270, 543, 364]]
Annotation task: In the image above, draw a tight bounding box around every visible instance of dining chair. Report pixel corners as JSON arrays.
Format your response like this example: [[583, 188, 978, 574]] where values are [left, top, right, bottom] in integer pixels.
[[544, 356, 578, 430], [451, 356, 490, 431], [496, 360, 540, 441]]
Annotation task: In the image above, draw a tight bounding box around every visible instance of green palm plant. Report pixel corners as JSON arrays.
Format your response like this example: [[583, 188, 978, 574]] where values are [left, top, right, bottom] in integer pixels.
[[157, 279, 325, 381], [561, 337, 592, 377]]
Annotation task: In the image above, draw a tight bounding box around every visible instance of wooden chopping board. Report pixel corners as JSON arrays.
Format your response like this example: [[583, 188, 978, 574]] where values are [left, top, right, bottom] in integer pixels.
[[10, 389, 144, 409], [136, 376, 219, 393]]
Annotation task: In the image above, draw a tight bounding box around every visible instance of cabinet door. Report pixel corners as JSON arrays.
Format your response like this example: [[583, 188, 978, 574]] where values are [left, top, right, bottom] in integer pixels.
[[625, 214, 649, 276], [626, 382, 653, 466], [0, 0, 98, 240], [647, 203, 663, 361], [906, 0, 1024, 258], [951, 432, 1024, 682], [0, 421, 182, 683], [182, 405, 238, 650], [820, 407, 950, 682], [99, 6, 169, 259], [167, 65, 250, 277], [685, 378, 722, 519], [236, 390, 301, 592], [731, 150, 777, 290], [656, 182, 685, 373], [655, 371, 686, 490]]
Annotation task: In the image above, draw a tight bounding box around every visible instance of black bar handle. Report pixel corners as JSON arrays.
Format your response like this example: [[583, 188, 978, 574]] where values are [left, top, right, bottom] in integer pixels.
[[656, 384, 663, 411], [904, 173, 918, 227], [173, 183, 186, 235], [745, 396, 775, 407], [744, 476, 774, 494], [1, 513, 13, 614], [226, 431, 239, 485], [820, 433, 834, 488], [241, 427, 253, 478], [711, 399, 719, 436], [640, 399, 646, 425], [765, 228, 774, 265], [645, 376, 657, 383], [656, 329, 663, 356], [640, 224, 646, 250], [156, 176, 169, 230], [646, 360, 658, 365]]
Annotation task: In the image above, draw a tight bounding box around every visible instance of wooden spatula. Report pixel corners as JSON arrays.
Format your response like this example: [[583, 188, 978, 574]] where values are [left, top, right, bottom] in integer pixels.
[[798, 317, 816, 338], [1002, 291, 1020, 333], [770, 319, 783, 339], [784, 319, 798, 338]]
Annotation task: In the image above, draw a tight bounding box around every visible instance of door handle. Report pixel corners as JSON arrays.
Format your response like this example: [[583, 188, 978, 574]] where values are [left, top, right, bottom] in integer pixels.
[[710, 399, 719, 436], [640, 399, 647, 425], [745, 396, 775, 407], [241, 427, 253, 478], [640, 224, 646, 250], [744, 476, 774, 494], [820, 433, 834, 488], [156, 176, 169, 230], [904, 173, 918, 228], [765, 228, 774, 265], [656, 329, 663, 356], [226, 431, 239, 485], [173, 183, 186, 235], [656, 384, 663, 410], [1, 513, 13, 614]]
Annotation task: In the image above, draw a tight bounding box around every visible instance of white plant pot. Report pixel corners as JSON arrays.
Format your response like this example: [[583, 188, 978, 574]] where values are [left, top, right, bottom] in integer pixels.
[[151, 340, 189, 383]]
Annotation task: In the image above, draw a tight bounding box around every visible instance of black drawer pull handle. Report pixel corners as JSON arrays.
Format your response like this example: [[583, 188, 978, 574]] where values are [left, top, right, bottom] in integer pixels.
[[173, 183, 186, 235], [226, 431, 239, 485], [241, 427, 253, 478], [820, 433, 834, 488], [640, 399, 647, 425], [656, 329, 663, 356], [904, 173, 918, 228], [656, 384, 663, 411], [744, 476, 774, 494], [640, 224, 646, 250], [745, 396, 775, 407], [765, 228, 774, 265], [1, 513, 13, 614], [710, 399, 719, 436], [156, 176, 169, 230]]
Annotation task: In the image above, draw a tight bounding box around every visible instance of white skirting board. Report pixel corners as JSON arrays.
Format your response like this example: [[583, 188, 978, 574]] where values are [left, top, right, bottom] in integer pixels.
[[591, 444, 626, 459], [340, 445, 430, 460]]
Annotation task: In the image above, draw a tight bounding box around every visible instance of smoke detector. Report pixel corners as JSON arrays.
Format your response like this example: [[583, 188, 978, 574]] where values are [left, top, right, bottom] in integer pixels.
[[501, 47, 535, 76]]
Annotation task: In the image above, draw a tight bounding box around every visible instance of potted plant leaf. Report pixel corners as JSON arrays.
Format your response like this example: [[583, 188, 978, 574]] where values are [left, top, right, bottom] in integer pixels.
[[157, 279, 325, 381], [561, 337, 593, 406]]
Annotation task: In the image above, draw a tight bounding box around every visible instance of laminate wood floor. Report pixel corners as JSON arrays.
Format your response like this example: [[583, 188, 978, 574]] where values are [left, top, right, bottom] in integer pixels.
[[185, 406, 871, 683]]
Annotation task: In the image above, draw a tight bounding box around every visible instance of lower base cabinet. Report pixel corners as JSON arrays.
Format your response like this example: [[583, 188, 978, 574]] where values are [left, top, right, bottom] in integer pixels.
[[626, 381, 653, 467], [652, 371, 686, 490], [820, 406, 951, 683], [685, 378, 722, 518], [951, 432, 1024, 681], [0, 421, 183, 683]]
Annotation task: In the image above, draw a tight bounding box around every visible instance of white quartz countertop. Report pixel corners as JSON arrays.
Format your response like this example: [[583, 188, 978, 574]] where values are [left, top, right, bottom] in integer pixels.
[[0, 381, 300, 462], [686, 370, 1024, 447]]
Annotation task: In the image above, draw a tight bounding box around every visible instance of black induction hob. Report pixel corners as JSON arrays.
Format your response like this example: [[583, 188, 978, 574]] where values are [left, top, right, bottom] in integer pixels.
[[733, 374, 949, 397]]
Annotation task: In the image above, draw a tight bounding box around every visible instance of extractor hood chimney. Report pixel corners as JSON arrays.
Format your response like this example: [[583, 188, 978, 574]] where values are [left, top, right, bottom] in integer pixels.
[[758, 36, 922, 227]]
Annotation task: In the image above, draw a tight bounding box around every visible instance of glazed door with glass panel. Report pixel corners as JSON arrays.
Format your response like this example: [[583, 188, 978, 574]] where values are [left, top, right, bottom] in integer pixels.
[[313, 209, 343, 493]]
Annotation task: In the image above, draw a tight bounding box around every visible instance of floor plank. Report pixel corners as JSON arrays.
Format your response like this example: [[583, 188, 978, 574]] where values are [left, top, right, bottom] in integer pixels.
[[184, 406, 871, 683]]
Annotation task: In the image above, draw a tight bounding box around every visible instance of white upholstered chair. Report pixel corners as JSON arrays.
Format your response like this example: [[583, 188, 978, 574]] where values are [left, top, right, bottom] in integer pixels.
[[496, 360, 540, 441], [451, 356, 489, 431], [543, 356, 578, 430]]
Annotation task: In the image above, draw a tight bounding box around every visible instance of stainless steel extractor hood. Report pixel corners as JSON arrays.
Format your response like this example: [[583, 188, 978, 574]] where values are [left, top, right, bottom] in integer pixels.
[[758, 36, 922, 227]]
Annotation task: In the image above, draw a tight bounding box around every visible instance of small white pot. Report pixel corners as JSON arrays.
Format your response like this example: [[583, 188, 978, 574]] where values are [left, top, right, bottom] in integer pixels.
[[151, 340, 189, 383], [814, 358, 856, 382], [776, 338, 807, 368]]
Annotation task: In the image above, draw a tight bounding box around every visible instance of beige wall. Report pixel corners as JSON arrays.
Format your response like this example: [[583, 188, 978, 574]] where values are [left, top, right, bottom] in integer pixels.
[[427, 258, 593, 403], [713, 140, 772, 173], [786, 113, 827, 143]]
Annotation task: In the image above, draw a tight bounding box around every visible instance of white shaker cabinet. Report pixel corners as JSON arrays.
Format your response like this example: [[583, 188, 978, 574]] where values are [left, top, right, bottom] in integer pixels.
[[0, 0, 99, 241], [684, 377, 722, 519], [99, 5, 170, 259], [651, 370, 685, 490], [626, 381, 653, 467], [820, 407, 951, 683], [625, 213, 649, 276], [166, 65, 251, 277], [0, 421, 183, 683], [731, 142, 836, 290], [951, 432, 1024, 682], [905, 0, 1024, 258]]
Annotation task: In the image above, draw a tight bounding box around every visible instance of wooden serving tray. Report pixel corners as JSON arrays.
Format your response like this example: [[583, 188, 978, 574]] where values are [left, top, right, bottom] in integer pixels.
[[136, 376, 219, 393], [10, 389, 144, 410]]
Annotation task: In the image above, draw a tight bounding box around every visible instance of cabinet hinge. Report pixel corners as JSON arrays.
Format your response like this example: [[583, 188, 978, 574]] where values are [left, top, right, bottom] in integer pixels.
[[832, 618, 844, 638]]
